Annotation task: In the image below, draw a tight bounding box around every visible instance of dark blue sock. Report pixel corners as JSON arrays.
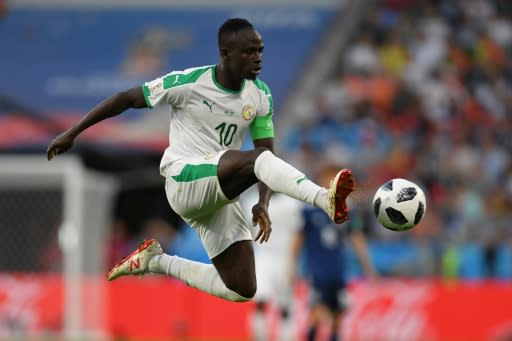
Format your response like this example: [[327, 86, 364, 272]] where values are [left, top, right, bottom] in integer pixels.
[[329, 332, 339, 341]]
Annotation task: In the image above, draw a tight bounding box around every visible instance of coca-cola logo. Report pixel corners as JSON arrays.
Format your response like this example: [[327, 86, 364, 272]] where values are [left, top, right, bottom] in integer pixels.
[[343, 281, 435, 341]]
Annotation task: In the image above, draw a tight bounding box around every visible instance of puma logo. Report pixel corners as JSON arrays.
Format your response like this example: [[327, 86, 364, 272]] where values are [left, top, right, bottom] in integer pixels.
[[296, 176, 307, 185], [203, 99, 215, 112]]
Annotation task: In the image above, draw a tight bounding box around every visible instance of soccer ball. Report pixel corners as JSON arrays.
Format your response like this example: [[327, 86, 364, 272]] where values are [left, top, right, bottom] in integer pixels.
[[372, 178, 426, 231]]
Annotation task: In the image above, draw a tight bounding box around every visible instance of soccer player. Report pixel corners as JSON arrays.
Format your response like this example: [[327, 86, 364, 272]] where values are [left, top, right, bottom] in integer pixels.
[[46, 18, 355, 303], [241, 189, 303, 341], [291, 164, 376, 341]]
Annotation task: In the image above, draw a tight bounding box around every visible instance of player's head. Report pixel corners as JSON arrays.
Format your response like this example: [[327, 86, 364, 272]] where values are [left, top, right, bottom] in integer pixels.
[[218, 18, 263, 80]]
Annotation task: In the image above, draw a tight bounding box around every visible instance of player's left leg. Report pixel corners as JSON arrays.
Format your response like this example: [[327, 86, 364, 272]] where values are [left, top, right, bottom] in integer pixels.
[[218, 148, 354, 224]]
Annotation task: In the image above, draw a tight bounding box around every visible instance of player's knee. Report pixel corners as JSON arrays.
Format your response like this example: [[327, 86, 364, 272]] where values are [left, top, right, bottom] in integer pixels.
[[253, 146, 271, 157], [238, 287, 256, 300], [226, 280, 257, 300], [251, 147, 273, 170], [237, 284, 257, 300]]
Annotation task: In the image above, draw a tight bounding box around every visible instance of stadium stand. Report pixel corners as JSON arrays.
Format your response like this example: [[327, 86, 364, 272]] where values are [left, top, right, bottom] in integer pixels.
[[282, 0, 512, 279], [0, 4, 337, 151]]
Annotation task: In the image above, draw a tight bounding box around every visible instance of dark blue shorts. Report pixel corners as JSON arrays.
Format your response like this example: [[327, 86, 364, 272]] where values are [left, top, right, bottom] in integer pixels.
[[308, 278, 348, 312]]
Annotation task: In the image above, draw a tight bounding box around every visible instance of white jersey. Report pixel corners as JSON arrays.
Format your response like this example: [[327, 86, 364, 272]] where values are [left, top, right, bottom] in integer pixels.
[[241, 189, 304, 304], [141, 65, 274, 176], [258, 194, 303, 264]]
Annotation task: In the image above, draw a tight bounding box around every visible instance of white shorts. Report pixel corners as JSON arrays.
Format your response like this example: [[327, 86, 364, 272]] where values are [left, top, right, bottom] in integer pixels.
[[163, 152, 253, 259]]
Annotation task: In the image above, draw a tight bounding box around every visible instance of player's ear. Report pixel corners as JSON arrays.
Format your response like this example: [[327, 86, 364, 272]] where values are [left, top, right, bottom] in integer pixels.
[[220, 47, 230, 60]]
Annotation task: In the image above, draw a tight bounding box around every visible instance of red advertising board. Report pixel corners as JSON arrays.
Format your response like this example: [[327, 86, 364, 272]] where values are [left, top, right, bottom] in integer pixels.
[[0, 275, 510, 341], [106, 277, 253, 340], [343, 280, 512, 341]]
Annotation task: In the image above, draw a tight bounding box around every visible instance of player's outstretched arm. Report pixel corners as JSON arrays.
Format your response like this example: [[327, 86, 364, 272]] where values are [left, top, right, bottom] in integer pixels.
[[47, 87, 147, 160], [350, 232, 378, 281]]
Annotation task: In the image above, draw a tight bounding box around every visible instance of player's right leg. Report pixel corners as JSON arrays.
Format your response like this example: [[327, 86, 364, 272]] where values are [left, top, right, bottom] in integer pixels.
[[107, 152, 257, 302], [106, 239, 163, 281], [106, 238, 254, 302]]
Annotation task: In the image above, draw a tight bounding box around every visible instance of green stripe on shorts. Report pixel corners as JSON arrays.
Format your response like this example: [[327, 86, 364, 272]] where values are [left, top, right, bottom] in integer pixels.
[[171, 164, 218, 182]]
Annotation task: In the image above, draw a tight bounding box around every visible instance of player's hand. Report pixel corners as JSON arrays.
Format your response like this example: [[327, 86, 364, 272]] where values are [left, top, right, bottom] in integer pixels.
[[252, 203, 271, 243], [47, 131, 76, 160], [366, 271, 379, 286]]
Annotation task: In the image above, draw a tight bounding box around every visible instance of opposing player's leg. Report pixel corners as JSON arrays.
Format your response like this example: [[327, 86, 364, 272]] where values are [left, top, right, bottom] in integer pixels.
[[329, 310, 343, 341], [306, 304, 327, 341], [279, 306, 294, 341], [307, 279, 347, 341], [250, 300, 269, 341], [249, 255, 278, 341], [218, 148, 355, 223]]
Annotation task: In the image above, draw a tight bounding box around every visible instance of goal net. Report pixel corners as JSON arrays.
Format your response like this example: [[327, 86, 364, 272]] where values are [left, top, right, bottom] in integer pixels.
[[0, 155, 117, 340]]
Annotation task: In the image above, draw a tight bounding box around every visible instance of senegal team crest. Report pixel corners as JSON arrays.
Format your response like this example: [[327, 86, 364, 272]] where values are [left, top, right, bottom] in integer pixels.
[[241, 104, 255, 120]]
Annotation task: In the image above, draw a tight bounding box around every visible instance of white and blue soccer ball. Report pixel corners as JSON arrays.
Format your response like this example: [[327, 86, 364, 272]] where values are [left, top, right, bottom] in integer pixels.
[[372, 178, 427, 231]]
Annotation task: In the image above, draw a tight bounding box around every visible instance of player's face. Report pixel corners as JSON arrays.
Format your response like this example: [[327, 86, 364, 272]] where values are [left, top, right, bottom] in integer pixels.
[[225, 29, 264, 80]]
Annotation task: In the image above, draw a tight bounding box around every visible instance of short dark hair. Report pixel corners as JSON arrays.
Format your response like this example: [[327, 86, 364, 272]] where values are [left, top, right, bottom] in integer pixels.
[[218, 18, 254, 49]]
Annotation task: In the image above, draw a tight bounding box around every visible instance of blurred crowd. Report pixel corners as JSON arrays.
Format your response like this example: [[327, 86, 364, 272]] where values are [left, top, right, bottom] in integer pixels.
[[283, 0, 512, 279]]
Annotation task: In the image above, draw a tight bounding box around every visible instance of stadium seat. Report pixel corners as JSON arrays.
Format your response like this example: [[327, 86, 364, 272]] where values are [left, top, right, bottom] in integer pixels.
[[495, 245, 512, 279], [457, 243, 486, 279]]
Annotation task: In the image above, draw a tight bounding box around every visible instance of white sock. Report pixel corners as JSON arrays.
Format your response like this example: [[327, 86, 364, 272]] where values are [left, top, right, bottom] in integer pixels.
[[148, 254, 250, 302], [279, 316, 295, 341], [254, 150, 328, 212], [250, 310, 267, 341]]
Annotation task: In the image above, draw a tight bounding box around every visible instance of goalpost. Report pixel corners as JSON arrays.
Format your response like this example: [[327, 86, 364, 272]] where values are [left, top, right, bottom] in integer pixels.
[[0, 155, 118, 340]]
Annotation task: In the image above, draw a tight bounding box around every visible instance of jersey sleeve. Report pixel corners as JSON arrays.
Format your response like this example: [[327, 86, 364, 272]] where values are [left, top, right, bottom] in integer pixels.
[[141, 71, 192, 109], [250, 79, 275, 140]]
